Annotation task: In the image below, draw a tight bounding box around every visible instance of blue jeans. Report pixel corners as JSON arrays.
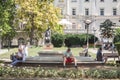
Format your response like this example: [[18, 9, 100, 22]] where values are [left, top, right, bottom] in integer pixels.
[[11, 56, 23, 66]]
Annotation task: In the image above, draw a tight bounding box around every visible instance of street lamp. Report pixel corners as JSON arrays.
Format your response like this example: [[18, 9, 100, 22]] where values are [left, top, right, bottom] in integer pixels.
[[84, 19, 92, 49], [111, 27, 116, 54], [93, 28, 96, 49]]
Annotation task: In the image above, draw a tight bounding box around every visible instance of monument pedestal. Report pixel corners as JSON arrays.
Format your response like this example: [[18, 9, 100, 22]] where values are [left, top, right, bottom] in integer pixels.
[[43, 43, 53, 49]]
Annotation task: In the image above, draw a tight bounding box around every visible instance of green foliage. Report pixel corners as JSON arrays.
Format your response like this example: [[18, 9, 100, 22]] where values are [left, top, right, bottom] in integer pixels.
[[0, 0, 16, 47], [114, 28, 120, 43], [51, 33, 64, 47], [0, 66, 120, 79], [117, 69, 120, 78], [115, 42, 120, 56], [15, 0, 62, 45], [100, 19, 115, 38], [64, 34, 98, 47], [89, 34, 98, 44], [64, 34, 81, 47], [85, 69, 118, 79]]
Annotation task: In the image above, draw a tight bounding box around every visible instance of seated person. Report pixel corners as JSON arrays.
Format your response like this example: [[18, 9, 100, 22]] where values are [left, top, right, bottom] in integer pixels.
[[63, 48, 77, 68], [11, 48, 25, 66], [79, 45, 88, 56], [96, 47, 103, 61], [96, 47, 107, 63]]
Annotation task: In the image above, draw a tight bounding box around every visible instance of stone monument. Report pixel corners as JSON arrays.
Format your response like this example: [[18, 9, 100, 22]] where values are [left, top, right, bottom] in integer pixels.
[[44, 27, 53, 49], [45, 27, 51, 44]]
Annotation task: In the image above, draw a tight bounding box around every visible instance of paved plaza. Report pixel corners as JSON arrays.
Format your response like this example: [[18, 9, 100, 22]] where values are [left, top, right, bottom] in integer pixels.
[[0, 49, 8, 55]]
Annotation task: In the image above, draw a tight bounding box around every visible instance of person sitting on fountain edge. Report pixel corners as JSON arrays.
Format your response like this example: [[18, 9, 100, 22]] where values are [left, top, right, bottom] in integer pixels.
[[63, 48, 77, 68]]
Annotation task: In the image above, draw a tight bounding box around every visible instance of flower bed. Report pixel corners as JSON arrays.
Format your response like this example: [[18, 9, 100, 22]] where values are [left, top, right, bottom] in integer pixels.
[[0, 64, 120, 79]]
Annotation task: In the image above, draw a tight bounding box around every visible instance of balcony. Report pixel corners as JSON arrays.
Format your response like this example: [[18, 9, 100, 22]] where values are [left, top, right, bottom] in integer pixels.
[[69, 15, 79, 19], [64, 29, 94, 34]]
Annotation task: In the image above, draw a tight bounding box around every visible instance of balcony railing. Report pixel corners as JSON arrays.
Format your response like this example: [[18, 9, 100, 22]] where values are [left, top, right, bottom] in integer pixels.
[[64, 29, 94, 34]]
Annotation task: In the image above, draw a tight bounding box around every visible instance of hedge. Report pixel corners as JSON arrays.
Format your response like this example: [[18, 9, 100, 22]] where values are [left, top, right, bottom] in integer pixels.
[[51, 33, 98, 47], [51, 33, 64, 47], [64, 34, 98, 47], [0, 65, 120, 79], [115, 42, 120, 56]]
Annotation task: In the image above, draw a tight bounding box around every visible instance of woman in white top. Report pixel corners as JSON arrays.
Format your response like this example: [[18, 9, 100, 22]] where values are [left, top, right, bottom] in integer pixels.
[[22, 44, 28, 61], [11, 48, 25, 66]]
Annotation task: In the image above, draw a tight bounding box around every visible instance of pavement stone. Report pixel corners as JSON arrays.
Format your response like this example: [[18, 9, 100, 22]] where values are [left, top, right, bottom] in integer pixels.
[[0, 49, 8, 55]]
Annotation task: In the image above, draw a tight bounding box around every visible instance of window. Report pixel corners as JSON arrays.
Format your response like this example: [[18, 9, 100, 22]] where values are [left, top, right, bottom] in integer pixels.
[[85, 8, 89, 15], [100, 8, 104, 16], [72, 23, 76, 29], [85, 0, 89, 2], [113, 8, 117, 15], [100, 0, 104, 2], [71, 0, 77, 2], [60, 9, 63, 15], [113, 0, 117, 2], [72, 8, 76, 15], [59, 0, 64, 2]]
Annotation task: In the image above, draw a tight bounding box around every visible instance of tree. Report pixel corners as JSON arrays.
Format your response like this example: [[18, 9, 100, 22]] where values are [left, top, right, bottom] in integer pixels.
[[100, 19, 115, 38], [114, 28, 120, 43], [0, 0, 16, 48], [15, 0, 62, 45]]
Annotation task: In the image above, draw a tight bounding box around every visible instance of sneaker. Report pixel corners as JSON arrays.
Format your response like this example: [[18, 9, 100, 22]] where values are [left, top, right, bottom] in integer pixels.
[[75, 66, 78, 69], [63, 66, 66, 68], [9, 65, 13, 67]]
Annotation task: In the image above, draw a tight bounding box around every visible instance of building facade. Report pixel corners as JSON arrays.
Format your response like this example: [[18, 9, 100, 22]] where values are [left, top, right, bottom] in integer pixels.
[[54, 0, 120, 40], [3, 0, 120, 47]]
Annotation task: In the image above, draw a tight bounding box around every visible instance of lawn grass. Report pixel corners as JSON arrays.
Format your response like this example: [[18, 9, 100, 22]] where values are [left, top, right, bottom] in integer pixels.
[[0, 46, 96, 59]]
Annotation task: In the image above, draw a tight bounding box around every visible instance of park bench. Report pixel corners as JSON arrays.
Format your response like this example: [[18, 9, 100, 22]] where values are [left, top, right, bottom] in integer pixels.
[[103, 53, 119, 62]]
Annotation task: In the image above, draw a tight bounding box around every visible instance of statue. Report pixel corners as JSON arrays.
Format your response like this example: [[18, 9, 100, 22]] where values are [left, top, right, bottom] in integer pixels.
[[45, 27, 51, 44]]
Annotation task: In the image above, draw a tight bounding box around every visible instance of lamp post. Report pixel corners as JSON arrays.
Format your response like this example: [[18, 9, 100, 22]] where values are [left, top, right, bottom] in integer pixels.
[[93, 29, 96, 49], [84, 19, 92, 49], [111, 27, 115, 54]]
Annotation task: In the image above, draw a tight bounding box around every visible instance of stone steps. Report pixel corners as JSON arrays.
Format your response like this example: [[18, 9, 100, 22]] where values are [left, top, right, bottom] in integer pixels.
[[2, 56, 104, 67]]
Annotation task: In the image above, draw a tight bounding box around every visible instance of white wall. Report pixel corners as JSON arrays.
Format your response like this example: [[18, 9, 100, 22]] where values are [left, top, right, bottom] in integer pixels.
[[54, 0, 120, 39]]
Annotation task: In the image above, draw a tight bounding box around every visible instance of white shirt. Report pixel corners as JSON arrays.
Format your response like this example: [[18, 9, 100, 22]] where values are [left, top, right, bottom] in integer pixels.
[[23, 46, 28, 57], [64, 51, 72, 57], [17, 52, 23, 57]]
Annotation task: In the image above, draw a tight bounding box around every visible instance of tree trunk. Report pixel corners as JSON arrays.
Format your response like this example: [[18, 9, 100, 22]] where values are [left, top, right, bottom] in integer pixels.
[[0, 38, 2, 49], [29, 14, 35, 45], [29, 27, 35, 45], [1, 37, 4, 49]]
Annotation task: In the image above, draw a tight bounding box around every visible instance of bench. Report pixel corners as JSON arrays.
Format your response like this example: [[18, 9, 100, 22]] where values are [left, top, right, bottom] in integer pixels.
[[103, 53, 119, 62]]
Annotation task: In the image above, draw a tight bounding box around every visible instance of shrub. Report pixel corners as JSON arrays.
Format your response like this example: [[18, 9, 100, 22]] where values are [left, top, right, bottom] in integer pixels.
[[51, 33, 64, 47], [64, 34, 98, 47], [0, 66, 120, 79], [115, 42, 120, 56], [64, 34, 81, 47], [89, 34, 98, 44], [114, 35, 120, 43]]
